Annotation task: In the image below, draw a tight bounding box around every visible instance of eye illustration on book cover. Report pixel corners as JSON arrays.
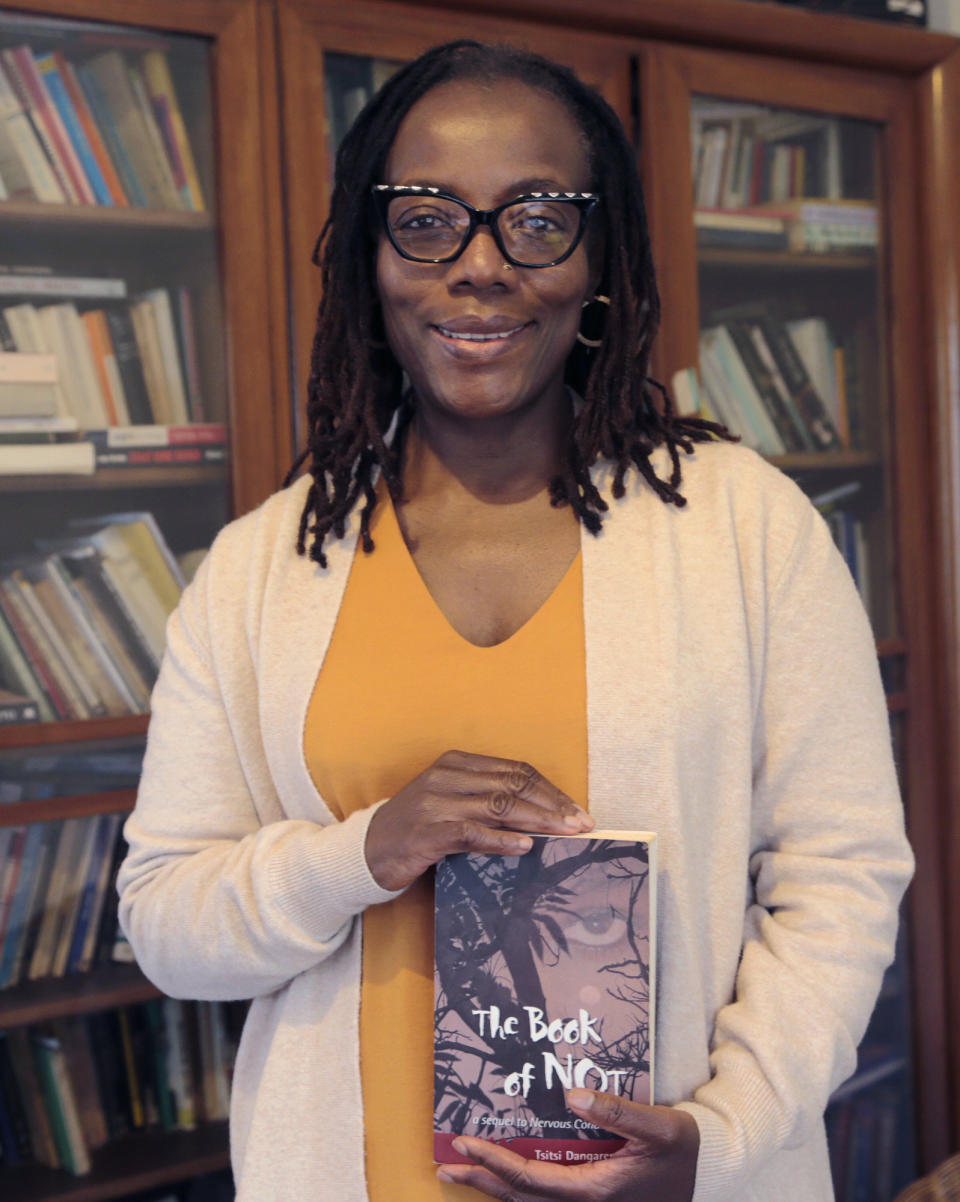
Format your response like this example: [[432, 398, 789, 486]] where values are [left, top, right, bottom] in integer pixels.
[[433, 831, 657, 1164]]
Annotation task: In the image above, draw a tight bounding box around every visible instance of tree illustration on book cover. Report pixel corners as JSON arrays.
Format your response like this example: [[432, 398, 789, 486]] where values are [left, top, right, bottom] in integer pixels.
[[434, 832, 656, 1165]]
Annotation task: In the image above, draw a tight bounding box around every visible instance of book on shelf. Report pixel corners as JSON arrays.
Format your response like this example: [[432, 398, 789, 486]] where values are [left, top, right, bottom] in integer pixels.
[[0, 686, 39, 724], [0, 351, 61, 418], [693, 208, 789, 251], [0, 822, 51, 988], [0, 39, 204, 211], [35, 52, 113, 207], [30, 1031, 92, 1175], [57, 1016, 110, 1151], [434, 830, 657, 1165], [699, 325, 788, 455], [709, 306, 843, 453], [0, 58, 65, 204], [691, 101, 874, 211], [0, 1030, 32, 1166], [4, 1029, 58, 1168], [0, 46, 90, 205], [27, 816, 94, 981]]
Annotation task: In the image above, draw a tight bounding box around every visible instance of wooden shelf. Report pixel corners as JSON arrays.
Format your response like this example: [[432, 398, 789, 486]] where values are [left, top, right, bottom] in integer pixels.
[[767, 450, 881, 472], [0, 200, 216, 232], [0, 466, 228, 492], [0, 962, 160, 1029], [0, 788, 137, 829], [1, 1123, 229, 1202], [0, 714, 148, 750], [698, 246, 877, 271]]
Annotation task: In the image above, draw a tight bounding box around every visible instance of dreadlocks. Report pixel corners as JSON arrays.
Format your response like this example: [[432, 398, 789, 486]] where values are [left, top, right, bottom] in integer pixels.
[[285, 40, 733, 566]]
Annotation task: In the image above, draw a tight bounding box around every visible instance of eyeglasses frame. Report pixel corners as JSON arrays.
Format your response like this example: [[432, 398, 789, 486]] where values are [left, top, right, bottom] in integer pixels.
[[371, 184, 600, 268]]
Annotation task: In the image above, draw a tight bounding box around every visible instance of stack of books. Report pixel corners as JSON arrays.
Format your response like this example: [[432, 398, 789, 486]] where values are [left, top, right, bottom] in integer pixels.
[[0, 510, 200, 721], [0, 44, 204, 210]]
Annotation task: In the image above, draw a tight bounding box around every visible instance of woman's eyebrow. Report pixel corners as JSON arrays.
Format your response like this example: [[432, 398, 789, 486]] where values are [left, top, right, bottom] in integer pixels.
[[390, 177, 572, 199]]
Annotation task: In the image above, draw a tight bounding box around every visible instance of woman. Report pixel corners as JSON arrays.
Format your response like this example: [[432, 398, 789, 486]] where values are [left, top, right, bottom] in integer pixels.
[[117, 41, 913, 1202]]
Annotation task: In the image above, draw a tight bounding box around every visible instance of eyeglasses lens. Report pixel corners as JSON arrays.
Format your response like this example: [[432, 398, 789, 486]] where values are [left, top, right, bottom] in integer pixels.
[[386, 196, 581, 265]]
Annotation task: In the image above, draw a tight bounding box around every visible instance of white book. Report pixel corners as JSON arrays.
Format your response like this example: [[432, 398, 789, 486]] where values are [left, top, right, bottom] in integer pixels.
[[49, 303, 111, 428], [84, 524, 169, 665], [0, 351, 60, 417], [2, 304, 69, 415], [0, 442, 95, 474], [0, 60, 65, 203], [142, 289, 189, 424]]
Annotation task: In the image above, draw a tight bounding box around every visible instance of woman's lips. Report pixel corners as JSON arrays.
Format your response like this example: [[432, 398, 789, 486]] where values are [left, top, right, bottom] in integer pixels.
[[431, 322, 532, 359]]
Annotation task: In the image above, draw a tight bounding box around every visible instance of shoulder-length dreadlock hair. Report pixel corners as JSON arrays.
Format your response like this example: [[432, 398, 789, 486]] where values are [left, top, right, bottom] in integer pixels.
[[286, 39, 732, 565]]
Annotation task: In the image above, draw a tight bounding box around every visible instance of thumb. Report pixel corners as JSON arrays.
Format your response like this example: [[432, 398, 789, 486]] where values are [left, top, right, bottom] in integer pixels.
[[565, 1088, 679, 1144]]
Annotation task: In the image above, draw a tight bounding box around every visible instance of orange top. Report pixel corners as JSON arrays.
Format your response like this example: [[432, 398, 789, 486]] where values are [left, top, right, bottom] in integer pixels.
[[304, 481, 587, 1202]]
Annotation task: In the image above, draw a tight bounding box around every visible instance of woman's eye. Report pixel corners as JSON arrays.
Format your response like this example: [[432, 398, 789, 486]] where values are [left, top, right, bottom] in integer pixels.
[[561, 908, 628, 947]]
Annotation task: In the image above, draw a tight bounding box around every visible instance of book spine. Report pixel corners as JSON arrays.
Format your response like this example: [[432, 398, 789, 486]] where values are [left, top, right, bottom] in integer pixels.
[[7, 48, 91, 203], [55, 53, 128, 205], [104, 306, 153, 424], [755, 314, 843, 451], [143, 51, 204, 211], [724, 320, 806, 453], [6, 1030, 58, 1167], [95, 444, 227, 468], [9, 822, 60, 988], [88, 421, 227, 448], [0, 602, 57, 720], [0, 577, 75, 718], [65, 813, 115, 974], [0, 693, 40, 723], [0, 822, 47, 987], [35, 54, 112, 205], [0, 826, 27, 962], [31, 1034, 91, 1174], [74, 63, 147, 207], [76, 813, 124, 973]]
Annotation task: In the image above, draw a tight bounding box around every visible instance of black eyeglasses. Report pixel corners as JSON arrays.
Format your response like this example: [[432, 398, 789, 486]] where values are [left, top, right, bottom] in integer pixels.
[[372, 184, 599, 268]]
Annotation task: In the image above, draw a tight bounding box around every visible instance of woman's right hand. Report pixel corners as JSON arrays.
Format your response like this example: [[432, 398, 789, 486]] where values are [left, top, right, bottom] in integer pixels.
[[365, 750, 594, 891]]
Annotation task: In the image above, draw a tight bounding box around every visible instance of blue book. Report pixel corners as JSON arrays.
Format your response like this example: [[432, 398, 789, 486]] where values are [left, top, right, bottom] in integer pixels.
[[34, 53, 113, 206], [0, 822, 47, 988], [74, 62, 147, 207]]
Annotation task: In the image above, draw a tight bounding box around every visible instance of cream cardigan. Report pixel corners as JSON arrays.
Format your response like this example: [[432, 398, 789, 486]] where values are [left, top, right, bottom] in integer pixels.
[[118, 441, 913, 1202]]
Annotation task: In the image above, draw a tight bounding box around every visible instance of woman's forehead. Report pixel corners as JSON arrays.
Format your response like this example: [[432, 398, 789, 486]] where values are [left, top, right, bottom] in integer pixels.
[[383, 78, 591, 198]]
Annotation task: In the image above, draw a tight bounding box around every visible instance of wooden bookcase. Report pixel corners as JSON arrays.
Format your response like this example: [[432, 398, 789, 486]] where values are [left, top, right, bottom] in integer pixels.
[[0, 0, 957, 1200]]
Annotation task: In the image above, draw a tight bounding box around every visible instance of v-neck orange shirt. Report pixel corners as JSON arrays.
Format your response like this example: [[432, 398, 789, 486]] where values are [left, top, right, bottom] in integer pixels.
[[303, 482, 587, 1202]]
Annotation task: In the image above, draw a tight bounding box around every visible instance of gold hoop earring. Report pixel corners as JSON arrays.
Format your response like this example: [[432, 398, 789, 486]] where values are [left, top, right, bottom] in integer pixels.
[[576, 294, 610, 348]]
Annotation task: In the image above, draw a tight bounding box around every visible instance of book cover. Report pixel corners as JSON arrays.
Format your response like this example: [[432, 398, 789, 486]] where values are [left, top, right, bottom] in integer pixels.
[[434, 830, 657, 1165]]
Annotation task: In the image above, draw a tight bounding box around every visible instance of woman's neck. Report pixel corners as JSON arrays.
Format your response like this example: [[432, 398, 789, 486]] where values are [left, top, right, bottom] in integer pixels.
[[400, 390, 574, 506]]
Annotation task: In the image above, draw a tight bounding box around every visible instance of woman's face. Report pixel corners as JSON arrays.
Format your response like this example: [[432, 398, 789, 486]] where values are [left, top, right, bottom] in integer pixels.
[[376, 78, 599, 426]]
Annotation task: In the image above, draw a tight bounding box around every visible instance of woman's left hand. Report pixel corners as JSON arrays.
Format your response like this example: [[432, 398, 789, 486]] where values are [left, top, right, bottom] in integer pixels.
[[436, 1088, 699, 1202]]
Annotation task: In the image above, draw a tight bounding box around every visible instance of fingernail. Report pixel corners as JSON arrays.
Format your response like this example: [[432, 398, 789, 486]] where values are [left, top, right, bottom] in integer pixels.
[[437, 1169, 455, 1182], [451, 1138, 467, 1155], [510, 835, 534, 852], [566, 1088, 594, 1111]]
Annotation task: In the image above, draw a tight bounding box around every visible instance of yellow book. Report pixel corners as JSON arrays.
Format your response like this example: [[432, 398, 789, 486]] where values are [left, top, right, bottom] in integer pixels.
[[143, 50, 205, 212]]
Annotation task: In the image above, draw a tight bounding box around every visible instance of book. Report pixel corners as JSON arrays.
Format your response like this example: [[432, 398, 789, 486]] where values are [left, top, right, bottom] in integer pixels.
[[5, 822, 61, 988], [434, 830, 657, 1164], [0, 597, 58, 720], [5, 1029, 58, 1167], [54, 51, 128, 206], [74, 62, 147, 208], [28, 817, 91, 980], [0, 61, 65, 203], [57, 1017, 109, 1150], [0, 47, 86, 204], [87, 421, 227, 449], [35, 53, 113, 206], [0, 351, 61, 418], [95, 444, 227, 469], [30, 1032, 92, 1174], [84, 52, 179, 210], [0, 1032, 31, 1165], [103, 306, 153, 424], [0, 821, 50, 987], [143, 51, 204, 211], [0, 686, 39, 724]]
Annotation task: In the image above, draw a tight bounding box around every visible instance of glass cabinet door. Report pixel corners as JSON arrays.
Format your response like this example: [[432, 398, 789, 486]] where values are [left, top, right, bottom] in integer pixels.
[[639, 41, 949, 1199], [0, 10, 231, 740]]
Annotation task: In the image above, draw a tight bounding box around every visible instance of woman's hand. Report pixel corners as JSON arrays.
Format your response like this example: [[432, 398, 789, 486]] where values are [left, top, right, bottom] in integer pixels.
[[365, 750, 593, 891], [437, 1089, 699, 1202]]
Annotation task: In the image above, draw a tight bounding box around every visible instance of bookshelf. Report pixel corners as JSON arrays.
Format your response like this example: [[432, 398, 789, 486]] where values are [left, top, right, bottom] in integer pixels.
[[0, 1, 957, 1200], [0, 0, 278, 1199]]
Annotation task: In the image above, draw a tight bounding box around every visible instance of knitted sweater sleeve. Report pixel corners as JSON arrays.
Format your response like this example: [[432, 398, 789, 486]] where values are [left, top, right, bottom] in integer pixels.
[[677, 486, 914, 1200], [117, 508, 401, 1001]]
